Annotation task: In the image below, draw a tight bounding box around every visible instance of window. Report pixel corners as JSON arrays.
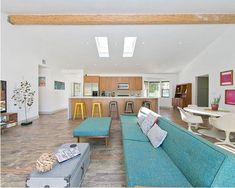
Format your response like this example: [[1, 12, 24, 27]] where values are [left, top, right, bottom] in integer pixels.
[[144, 80, 170, 98], [149, 82, 161, 97], [161, 81, 170, 98]]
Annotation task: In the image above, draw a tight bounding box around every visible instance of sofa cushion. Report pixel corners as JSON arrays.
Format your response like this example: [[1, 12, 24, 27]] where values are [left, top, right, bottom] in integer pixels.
[[137, 114, 146, 126], [73, 117, 111, 137], [147, 123, 167, 148], [158, 117, 226, 187], [211, 153, 235, 187], [140, 112, 158, 135], [121, 122, 149, 142], [120, 115, 138, 125], [123, 140, 192, 187]]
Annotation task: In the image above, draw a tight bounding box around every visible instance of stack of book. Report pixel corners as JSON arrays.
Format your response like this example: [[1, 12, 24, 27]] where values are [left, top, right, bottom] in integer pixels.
[[55, 145, 81, 163]]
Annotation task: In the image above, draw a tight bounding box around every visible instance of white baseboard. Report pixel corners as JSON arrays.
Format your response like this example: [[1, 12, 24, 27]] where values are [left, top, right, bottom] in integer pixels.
[[18, 115, 39, 124], [39, 108, 68, 115]]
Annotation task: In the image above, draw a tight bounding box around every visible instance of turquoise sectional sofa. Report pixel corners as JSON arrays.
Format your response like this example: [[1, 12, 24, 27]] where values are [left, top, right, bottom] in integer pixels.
[[121, 108, 235, 187]]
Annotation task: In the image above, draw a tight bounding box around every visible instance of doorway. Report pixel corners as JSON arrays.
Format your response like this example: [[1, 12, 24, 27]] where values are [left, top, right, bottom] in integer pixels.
[[197, 75, 209, 107]]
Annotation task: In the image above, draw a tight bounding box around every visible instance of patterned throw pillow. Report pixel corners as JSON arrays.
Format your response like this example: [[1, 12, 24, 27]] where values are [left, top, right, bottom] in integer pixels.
[[137, 114, 147, 126], [140, 112, 158, 135], [147, 124, 167, 148]]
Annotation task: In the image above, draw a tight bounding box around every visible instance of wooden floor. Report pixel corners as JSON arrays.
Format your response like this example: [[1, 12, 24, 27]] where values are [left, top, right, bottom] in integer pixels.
[[1, 108, 234, 187]]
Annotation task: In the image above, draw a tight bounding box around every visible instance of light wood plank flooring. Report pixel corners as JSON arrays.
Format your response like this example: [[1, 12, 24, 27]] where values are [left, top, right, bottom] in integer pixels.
[[1, 108, 234, 187]]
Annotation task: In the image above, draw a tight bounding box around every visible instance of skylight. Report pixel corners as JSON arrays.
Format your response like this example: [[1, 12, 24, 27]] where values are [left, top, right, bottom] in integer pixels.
[[123, 37, 137, 57], [95, 37, 109, 57]]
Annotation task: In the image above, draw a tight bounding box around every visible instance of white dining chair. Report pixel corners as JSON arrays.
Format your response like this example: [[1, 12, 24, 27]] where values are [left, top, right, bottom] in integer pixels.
[[177, 107, 203, 134], [209, 113, 235, 147]]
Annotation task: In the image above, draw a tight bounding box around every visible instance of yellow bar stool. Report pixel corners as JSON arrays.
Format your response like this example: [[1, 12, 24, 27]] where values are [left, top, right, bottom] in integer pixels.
[[92, 102, 102, 117], [73, 102, 86, 120]]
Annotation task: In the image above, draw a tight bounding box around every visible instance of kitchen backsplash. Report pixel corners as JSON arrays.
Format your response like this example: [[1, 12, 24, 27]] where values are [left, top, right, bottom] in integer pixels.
[[101, 90, 142, 97]]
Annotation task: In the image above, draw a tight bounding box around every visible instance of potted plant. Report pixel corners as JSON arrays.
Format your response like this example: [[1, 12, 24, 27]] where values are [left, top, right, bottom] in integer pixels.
[[211, 95, 221, 111], [12, 81, 36, 126]]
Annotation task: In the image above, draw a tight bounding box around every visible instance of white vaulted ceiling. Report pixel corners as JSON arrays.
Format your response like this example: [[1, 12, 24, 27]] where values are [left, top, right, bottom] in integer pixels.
[[2, 0, 235, 14], [2, 0, 235, 74]]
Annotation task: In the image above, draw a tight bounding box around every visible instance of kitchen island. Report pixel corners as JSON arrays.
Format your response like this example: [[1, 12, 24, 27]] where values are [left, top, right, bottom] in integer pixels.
[[68, 97, 158, 119]]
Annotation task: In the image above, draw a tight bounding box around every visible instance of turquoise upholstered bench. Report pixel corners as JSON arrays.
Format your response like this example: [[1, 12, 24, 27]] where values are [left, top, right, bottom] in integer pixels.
[[73, 117, 112, 146], [121, 107, 235, 187]]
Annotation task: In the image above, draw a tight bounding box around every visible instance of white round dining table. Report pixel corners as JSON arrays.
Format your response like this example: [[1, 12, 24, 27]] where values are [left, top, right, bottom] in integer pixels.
[[183, 106, 232, 140]]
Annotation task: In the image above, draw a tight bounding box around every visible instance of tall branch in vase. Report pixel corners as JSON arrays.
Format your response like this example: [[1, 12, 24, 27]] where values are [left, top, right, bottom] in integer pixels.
[[12, 81, 35, 126]]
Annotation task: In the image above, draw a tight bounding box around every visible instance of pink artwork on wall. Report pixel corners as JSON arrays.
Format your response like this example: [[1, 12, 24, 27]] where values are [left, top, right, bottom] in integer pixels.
[[225, 89, 235, 105], [220, 70, 233, 86]]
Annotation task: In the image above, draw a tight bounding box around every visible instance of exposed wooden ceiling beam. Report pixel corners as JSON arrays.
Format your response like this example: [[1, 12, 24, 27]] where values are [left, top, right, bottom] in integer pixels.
[[8, 14, 235, 25]]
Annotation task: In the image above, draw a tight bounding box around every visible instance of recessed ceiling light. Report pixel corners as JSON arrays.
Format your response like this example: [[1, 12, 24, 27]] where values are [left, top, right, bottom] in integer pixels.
[[95, 37, 109, 57], [123, 37, 137, 57]]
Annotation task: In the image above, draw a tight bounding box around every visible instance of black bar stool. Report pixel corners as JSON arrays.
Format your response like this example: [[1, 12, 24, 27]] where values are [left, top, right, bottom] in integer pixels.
[[142, 101, 151, 109], [109, 101, 119, 119], [124, 101, 134, 113]]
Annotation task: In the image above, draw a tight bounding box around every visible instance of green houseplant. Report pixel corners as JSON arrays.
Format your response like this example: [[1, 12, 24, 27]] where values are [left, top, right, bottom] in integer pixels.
[[211, 95, 221, 111], [12, 81, 35, 126]]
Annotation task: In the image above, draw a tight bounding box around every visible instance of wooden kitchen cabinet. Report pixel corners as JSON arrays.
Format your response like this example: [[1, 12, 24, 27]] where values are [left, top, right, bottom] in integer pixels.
[[128, 77, 143, 90], [117, 77, 129, 83], [99, 77, 108, 91], [99, 76, 143, 91], [128, 77, 136, 90], [135, 77, 143, 90], [111, 77, 117, 90], [84, 76, 100, 83]]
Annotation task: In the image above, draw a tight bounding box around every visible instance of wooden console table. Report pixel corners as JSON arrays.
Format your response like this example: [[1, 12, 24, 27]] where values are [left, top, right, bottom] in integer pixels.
[[1, 113, 18, 134]]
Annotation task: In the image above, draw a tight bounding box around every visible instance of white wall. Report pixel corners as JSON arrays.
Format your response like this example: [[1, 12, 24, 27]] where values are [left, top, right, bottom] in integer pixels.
[[39, 66, 67, 114], [179, 26, 235, 112], [63, 69, 84, 98], [1, 13, 39, 122], [1, 13, 85, 118]]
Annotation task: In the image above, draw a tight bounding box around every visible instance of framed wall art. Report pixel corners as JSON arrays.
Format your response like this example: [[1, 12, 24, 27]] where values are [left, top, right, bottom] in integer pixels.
[[220, 70, 233, 86], [225, 89, 235, 105], [54, 81, 65, 90], [39, 77, 46, 87]]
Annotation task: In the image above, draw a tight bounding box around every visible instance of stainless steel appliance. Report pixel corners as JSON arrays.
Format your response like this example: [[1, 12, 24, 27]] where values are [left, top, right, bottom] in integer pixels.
[[92, 91, 98, 96], [117, 83, 129, 90], [117, 94, 129, 97]]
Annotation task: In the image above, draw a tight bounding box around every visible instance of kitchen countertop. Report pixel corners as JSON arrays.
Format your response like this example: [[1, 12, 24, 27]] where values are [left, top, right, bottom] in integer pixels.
[[70, 96, 158, 99]]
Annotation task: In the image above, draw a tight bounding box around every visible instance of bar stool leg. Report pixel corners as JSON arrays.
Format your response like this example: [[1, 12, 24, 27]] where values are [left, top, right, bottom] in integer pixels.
[[77, 105, 80, 119], [92, 104, 95, 117], [84, 104, 87, 118], [73, 104, 77, 120], [98, 104, 102, 117], [81, 104, 84, 120]]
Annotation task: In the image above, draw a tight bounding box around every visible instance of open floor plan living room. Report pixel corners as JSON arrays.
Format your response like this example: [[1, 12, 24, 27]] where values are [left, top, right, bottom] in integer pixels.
[[1, 0, 235, 187]]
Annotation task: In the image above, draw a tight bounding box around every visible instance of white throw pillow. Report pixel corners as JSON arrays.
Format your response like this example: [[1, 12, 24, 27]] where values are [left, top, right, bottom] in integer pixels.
[[147, 124, 167, 148], [137, 114, 147, 126], [140, 112, 158, 135]]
